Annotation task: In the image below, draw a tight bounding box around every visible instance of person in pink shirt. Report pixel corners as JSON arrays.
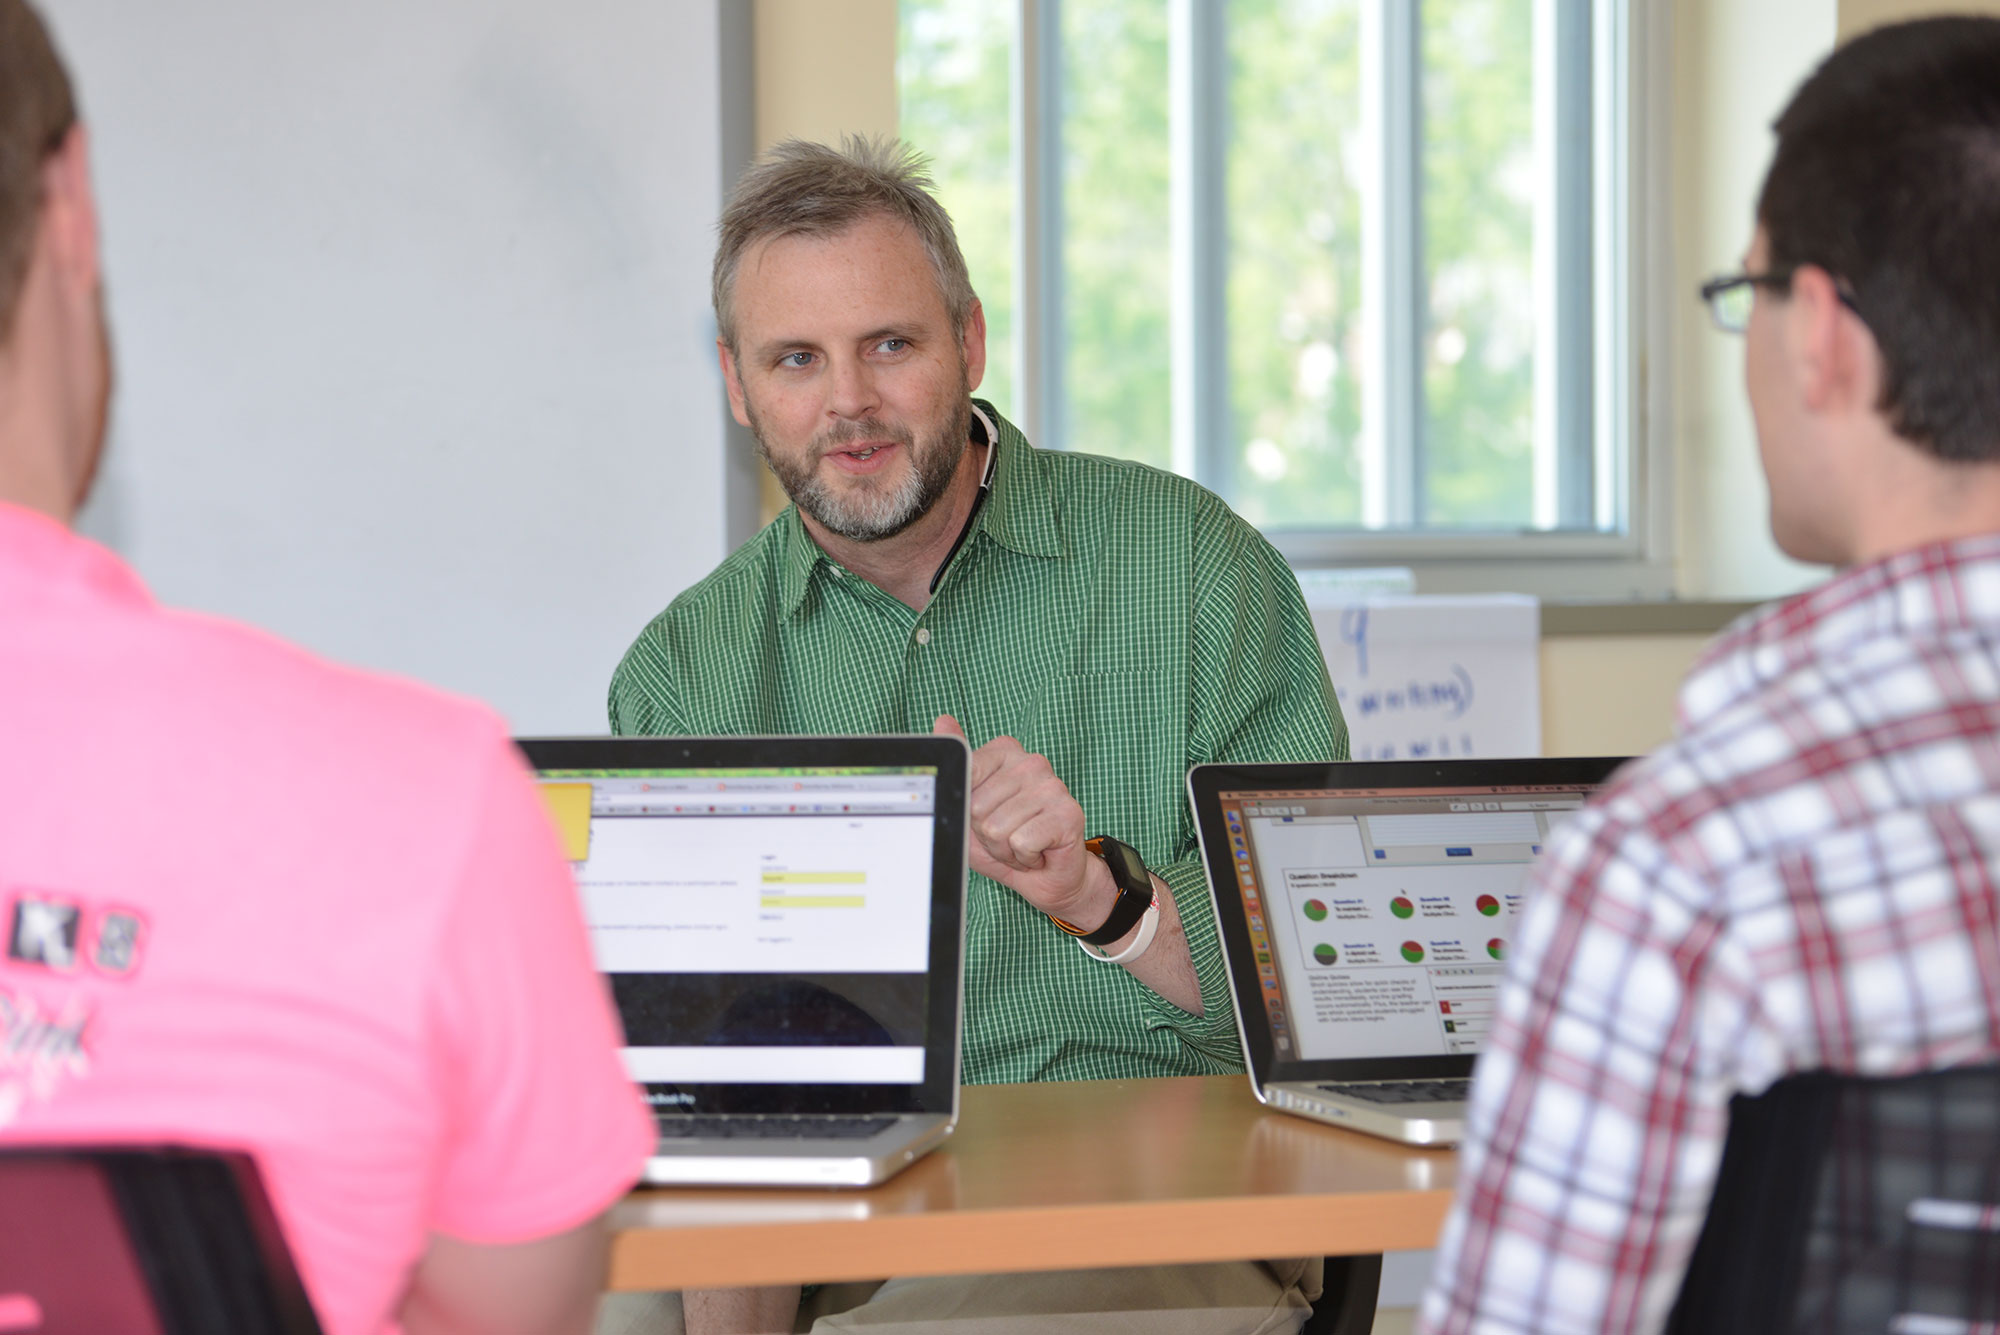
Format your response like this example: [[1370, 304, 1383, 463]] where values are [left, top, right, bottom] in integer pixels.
[[0, 4, 655, 1333]]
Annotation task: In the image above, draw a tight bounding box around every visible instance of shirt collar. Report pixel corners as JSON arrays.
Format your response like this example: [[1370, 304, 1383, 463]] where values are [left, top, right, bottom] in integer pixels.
[[774, 400, 1064, 619], [1680, 532, 2000, 731], [972, 401, 1064, 562], [0, 499, 152, 609], [776, 503, 821, 621]]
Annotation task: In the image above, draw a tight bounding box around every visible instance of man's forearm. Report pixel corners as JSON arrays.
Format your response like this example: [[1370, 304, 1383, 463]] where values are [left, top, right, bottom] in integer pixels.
[[1058, 861, 1202, 1014], [1111, 873, 1201, 1014], [399, 1221, 610, 1335]]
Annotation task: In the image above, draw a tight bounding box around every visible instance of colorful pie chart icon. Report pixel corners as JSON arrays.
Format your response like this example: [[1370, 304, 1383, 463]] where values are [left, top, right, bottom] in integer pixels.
[[1400, 941, 1425, 963], [1313, 943, 1338, 965], [1487, 938, 1506, 960], [1476, 894, 1500, 916], [1390, 896, 1414, 919], [1303, 899, 1328, 922]]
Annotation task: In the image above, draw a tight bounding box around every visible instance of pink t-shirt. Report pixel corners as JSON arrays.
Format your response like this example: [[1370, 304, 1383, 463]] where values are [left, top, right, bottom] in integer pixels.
[[0, 502, 654, 1335]]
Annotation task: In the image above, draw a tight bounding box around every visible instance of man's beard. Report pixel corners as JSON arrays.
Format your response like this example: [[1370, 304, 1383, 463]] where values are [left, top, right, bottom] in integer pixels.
[[750, 387, 972, 543]]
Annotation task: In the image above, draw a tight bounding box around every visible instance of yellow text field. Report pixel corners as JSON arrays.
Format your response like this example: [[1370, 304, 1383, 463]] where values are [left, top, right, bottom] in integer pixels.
[[761, 871, 866, 885], [538, 783, 593, 862]]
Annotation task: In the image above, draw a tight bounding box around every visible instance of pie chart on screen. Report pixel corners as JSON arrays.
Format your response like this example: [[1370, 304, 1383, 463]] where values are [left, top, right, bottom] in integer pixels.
[[1400, 941, 1425, 963], [1390, 896, 1414, 919], [1313, 943, 1338, 965], [1303, 899, 1328, 922], [1476, 894, 1500, 916], [1488, 938, 1506, 960]]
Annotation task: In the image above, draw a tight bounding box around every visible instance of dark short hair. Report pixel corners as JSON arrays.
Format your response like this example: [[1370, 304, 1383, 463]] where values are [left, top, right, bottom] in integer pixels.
[[0, 0, 77, 343], [1758, 16, 2000, 462], [712, 136, 975, 353]]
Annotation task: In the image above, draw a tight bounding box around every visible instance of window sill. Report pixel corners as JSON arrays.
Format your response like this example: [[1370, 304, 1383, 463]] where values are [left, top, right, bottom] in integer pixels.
[[1539, 600, 1762, 636]]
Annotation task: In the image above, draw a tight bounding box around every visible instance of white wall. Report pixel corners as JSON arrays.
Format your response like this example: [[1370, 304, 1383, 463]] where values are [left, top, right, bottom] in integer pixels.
[[49, 0, 744, 734], [1671, 0, 1835, 599]]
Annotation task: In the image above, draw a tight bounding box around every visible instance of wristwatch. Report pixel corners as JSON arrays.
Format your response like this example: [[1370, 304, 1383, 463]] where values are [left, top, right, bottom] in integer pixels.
[[1049, 835, 1156, 946]]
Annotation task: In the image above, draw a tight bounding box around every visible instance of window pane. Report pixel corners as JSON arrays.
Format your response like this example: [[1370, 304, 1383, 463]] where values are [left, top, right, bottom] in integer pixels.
[[1419, 0, 1537, 527], [1060, 0, 1171, 467], [898, 0, 1016, 418], [1227, 0, 1365, 530], [901, 0, 1608, 543]]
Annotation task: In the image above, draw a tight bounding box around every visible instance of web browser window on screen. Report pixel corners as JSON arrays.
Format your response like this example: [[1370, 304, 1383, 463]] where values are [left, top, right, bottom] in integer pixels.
[[1219, 785, 1595, 1062], [537, 767, 938, 1086]]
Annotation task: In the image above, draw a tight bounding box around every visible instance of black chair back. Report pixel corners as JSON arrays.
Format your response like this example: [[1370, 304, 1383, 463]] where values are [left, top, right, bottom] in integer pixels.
[[1668, 1064, 2000, 1333], [1301, 1254, 1383, 1335], [0, 1147, 322, 1335]]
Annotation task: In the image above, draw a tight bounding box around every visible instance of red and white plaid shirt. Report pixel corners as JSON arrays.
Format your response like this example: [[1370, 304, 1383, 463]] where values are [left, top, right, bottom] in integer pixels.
[[1420, 536, 2000, 1334]]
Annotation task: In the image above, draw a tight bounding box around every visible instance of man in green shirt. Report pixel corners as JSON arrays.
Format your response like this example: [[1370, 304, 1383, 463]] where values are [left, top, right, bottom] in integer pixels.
[[605, 137, 1346, 1335]]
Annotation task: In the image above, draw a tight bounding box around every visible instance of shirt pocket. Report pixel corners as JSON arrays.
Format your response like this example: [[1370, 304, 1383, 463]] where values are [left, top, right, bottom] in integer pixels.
[[1025, 667, 1185, 858]]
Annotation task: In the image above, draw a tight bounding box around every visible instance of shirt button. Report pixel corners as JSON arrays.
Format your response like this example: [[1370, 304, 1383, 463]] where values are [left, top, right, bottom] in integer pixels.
[[915, 628, 932, 646]]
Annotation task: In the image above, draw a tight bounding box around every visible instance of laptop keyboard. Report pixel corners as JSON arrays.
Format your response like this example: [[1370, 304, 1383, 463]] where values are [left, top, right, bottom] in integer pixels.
[[1321, 1079, 1473, 1106], [655, 1115, 898, 1142]]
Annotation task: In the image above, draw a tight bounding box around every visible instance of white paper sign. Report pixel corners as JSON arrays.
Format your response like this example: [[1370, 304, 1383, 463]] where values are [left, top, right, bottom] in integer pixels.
[[1303, 594, 1542, 760]]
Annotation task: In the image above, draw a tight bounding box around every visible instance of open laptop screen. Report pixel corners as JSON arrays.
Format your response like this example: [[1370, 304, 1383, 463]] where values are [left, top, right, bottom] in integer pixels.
[[518, 736, 967, 1117], [1191, 758, 1627, 1084]]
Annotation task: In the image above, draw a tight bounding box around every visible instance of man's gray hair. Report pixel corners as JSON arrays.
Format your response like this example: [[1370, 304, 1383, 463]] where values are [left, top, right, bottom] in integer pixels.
[[713, 135, 976, 352]]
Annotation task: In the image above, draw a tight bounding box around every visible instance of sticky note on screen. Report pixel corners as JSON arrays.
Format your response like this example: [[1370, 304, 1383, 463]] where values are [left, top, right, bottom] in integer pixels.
[[538, 783, 592, 862]]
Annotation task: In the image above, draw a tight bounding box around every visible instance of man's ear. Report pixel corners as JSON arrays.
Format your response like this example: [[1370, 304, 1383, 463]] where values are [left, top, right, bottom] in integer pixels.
[[1789, 263, 1870, 419], [717, 338, 752, 429], [961, 297, 988, 394], [38, 125, 100, 302]]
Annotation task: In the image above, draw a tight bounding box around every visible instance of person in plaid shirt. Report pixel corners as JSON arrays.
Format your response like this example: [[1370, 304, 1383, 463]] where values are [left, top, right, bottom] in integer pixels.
[[1421, 17, 2000, 1334]]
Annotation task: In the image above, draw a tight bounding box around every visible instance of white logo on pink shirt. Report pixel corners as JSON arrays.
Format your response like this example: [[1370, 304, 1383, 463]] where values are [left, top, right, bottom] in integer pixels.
[[8, 898, 79, 970], [5, 893, 146, 978], [0, 988, 91, 1127], [0, 892, 136, 1126]]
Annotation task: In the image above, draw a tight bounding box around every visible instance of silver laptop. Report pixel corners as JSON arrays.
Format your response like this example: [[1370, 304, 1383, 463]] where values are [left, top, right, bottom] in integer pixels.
[[1189, 757, 1628, 1146], [516, 735, 969, 1187]]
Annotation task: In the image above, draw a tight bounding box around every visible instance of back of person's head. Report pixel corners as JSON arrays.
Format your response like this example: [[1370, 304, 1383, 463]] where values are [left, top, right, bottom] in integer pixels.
[[712, 135, 975, 352], [0, 0, 76, 346], [1758, 16, 2000, 462]]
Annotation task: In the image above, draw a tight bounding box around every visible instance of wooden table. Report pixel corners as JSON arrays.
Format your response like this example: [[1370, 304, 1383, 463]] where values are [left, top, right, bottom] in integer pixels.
[[608, 1074, 1457, 1290]]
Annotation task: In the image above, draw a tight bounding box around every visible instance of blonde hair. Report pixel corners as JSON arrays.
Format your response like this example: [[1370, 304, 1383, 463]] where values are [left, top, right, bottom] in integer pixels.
[[713, 136, 975, 351]]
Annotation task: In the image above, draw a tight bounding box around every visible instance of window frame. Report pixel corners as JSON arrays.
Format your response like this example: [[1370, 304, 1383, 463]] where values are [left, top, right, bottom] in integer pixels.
[[1000, 0, 1675, 598]]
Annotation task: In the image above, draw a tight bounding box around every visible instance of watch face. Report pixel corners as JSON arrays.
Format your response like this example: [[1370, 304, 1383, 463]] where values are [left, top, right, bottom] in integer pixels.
[[1100, 837, 1149, 889]]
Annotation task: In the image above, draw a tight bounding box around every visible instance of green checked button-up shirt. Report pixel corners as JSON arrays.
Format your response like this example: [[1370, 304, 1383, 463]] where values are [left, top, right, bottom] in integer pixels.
[[608, 403, 1348, 1084]]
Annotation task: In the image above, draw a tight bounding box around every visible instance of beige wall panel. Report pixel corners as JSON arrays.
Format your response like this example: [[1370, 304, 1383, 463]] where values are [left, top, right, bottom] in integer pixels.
[[754, 0, 899, 151], [1671, 0, 1834, 600], [747, 0, 900, 521], [1539, 634, 1715, 758], [1840, 0, 2000, 40]]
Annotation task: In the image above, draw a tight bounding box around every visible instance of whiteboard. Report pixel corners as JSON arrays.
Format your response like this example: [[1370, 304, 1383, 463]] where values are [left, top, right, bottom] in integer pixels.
[[45, 0, 750, 734], [1305, 594, 1543, 760]]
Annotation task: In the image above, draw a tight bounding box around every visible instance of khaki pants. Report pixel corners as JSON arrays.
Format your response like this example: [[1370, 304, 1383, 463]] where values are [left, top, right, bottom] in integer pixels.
[[597, 1259, 1320, 1334]]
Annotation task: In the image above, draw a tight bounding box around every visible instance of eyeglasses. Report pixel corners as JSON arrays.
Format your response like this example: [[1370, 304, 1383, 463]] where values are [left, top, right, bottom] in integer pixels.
[[1699, 270, 1865, 334]]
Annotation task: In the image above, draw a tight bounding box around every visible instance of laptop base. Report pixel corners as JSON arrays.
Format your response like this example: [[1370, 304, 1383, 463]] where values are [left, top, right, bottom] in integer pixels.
[[641, 1114, 953, 1187], [1262, 1081, 1464, 1148]]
